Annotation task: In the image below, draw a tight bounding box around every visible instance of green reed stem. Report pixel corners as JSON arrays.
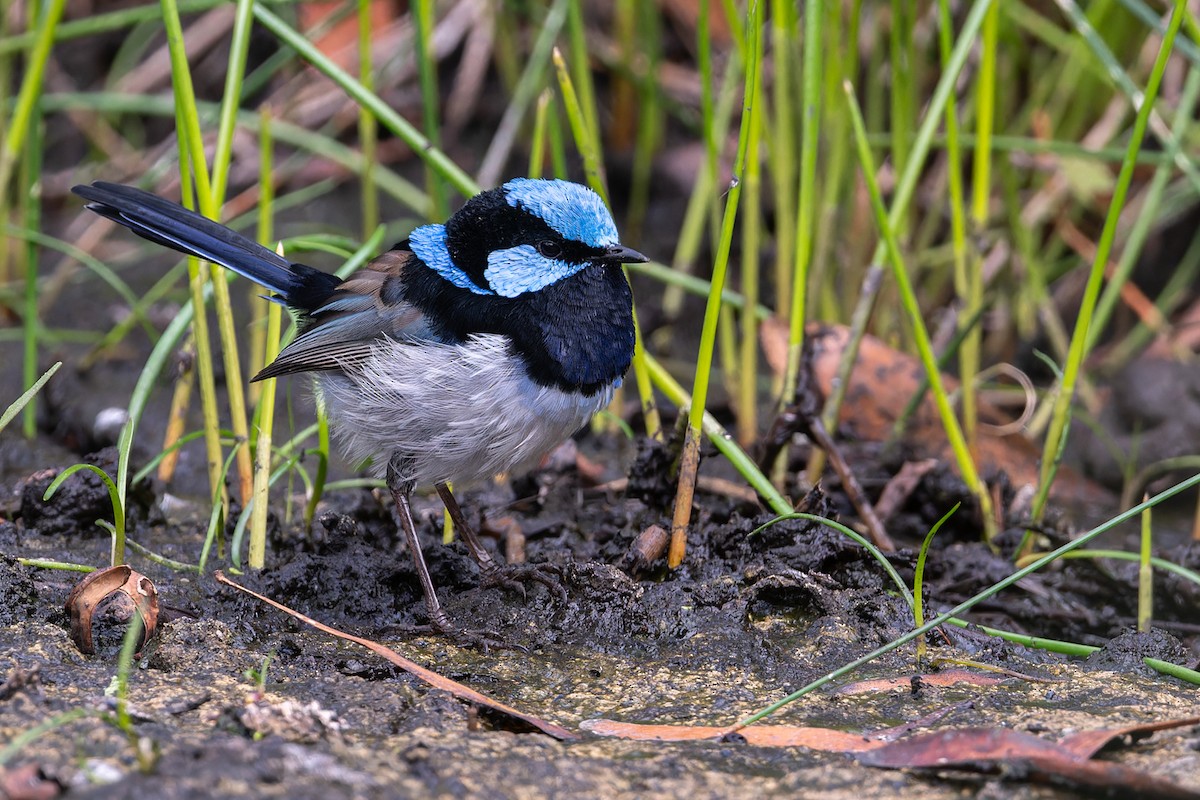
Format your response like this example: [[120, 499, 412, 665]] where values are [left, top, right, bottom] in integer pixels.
[[844, 80, 995, 539], [781, 0, 822, 407], [44, 464, 125, 565], [359, 0, 380, 233], [1031, 0, 1186, 525], [736, 20, 765, 446], [769, 0, 797, 319], [669, 4, 762, 568], [413, 0, 445, 219], [552, 46, 661, 441]]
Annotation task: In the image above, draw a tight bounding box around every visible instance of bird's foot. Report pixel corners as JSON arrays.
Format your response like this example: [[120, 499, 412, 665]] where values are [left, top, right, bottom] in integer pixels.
[[479, 561, 568, 602], [428, 612, 527, 653]]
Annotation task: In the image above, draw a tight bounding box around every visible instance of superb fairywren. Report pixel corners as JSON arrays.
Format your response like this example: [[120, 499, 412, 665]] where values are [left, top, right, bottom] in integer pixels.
[[73, 178, 647, 641]]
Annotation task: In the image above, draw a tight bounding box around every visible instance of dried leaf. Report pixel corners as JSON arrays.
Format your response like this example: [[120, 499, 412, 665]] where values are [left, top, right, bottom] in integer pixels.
[[1058, 716, 1200, 761], [0, 764, 63, 800], [64, 565, 159, 656], [859, 726, 1200, 800], [214, 572, 577, 741], [581, 719, 890, 752], [832, 669, 1006, 697]]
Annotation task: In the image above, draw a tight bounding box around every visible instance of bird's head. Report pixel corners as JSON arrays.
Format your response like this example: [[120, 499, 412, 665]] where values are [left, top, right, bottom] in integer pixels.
[[408, 178, 647, 298]]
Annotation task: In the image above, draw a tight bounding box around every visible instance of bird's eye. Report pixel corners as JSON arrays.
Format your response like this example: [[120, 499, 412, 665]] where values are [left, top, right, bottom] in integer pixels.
[[537, 240, 562, 258]]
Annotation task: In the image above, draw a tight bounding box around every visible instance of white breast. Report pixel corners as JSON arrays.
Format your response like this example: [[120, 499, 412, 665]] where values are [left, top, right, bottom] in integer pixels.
[[316, 333, 613, 488]]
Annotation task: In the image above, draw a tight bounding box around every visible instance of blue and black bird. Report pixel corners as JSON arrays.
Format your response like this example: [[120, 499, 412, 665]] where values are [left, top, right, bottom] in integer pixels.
[[73, 178, 647, 640]]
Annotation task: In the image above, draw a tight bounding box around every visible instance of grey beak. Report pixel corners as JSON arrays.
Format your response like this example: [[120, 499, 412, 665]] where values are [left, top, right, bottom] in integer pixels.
[[595, 244, 649, 265]]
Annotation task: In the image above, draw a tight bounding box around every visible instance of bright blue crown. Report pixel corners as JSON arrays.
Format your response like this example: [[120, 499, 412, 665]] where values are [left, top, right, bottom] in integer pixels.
[[503, 178, 618, 248]]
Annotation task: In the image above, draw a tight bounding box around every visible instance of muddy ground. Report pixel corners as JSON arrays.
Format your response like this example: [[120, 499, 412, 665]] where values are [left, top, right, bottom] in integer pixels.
[[3, 381, 1200, 799]]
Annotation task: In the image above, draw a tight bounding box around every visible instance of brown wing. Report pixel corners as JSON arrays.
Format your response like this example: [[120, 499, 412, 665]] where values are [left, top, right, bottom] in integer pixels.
[[253, 250, 430, 381]]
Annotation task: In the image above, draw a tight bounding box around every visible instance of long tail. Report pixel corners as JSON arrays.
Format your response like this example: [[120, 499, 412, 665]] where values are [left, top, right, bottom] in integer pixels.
[[72, 181, 339, 309]]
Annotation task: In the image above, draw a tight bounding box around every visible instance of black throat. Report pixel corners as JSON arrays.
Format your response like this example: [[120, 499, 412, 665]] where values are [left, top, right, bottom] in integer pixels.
[[400, 255, 635, 395]]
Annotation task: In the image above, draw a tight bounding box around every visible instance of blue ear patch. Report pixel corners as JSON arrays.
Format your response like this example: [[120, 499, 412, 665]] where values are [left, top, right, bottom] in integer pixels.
[[409, 224, 493, 295], [484, 245, 587, 297], [503, 178, 619, 248]]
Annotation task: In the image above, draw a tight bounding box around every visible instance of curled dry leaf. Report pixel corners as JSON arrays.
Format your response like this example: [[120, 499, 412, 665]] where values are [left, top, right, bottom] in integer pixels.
[[64, 565, 159, 656]]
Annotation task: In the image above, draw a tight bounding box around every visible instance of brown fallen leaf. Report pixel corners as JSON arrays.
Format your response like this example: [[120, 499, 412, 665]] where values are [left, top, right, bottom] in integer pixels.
[[761, 322, 1108, 505], [859, 726, 1200, 800], [1058, 716, 1200, 761], [213, 571, 577, 741], [831, 669, 1006, 696], [0, 764, 63, 800], [64, 565, 159, 656], [581, 719, 890, 752], [582, 706, 968, 751]]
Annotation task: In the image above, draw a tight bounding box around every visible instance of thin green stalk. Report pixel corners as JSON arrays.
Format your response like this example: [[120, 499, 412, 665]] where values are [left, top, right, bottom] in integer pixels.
[[552, 46, 661, 441], [565, 0, 601, 169], [209, 0, 254, 203], [0, 0, 64, 199], [248, 117, 278, 570], [1089, 61, 1200, 350], [770, 0, 797, 319], [843, 80, 995, 539], [170, 131, 226, 514], [736, 20, 765, 446], [1031, 0, 1186, 524], [963, 0, 999, 456], [44, 464, 125, 565], [889, 0, 914, 184], [781, 0, 822, 394], [3, 0, 64, 440], [913, 504, 960, 665], [249, 285, 282, 570], [1139, 501, 1153, 632], [19, 55, 43, 439], [669, 4, 762, 568], [0, 361, 60, 435], [734, 470, 1200, 728], [528, 90, 553, 177], [812, 0, 995, 492], [412, 0, 444, 219], [352, 0, 378, 235]]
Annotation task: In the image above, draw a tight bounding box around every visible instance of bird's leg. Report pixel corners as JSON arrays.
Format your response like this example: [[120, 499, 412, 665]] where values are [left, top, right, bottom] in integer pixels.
[[435, 481, 566, 600], [387, 460, 514, 650], [387, 458, 452, 633]]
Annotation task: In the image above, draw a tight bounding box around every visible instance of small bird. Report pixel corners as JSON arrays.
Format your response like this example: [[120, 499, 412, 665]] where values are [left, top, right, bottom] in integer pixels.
[[73, 178, 646, 642]]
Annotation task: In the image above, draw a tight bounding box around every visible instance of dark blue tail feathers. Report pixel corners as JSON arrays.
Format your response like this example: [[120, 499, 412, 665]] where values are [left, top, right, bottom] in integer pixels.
[[72, 182, 340, 310]]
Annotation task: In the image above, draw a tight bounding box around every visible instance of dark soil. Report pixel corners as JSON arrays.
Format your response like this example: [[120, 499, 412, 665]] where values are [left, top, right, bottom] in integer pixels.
[[3, 402, 1200, 798]]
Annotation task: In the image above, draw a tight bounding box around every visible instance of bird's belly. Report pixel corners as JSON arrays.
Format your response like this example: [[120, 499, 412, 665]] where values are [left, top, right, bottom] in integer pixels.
[[315, 333, 613, 487]]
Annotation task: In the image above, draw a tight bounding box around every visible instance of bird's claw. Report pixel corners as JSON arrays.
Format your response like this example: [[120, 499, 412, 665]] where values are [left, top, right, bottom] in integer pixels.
[[480, 562, 568, 602], [429, 614, 527, 653]]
